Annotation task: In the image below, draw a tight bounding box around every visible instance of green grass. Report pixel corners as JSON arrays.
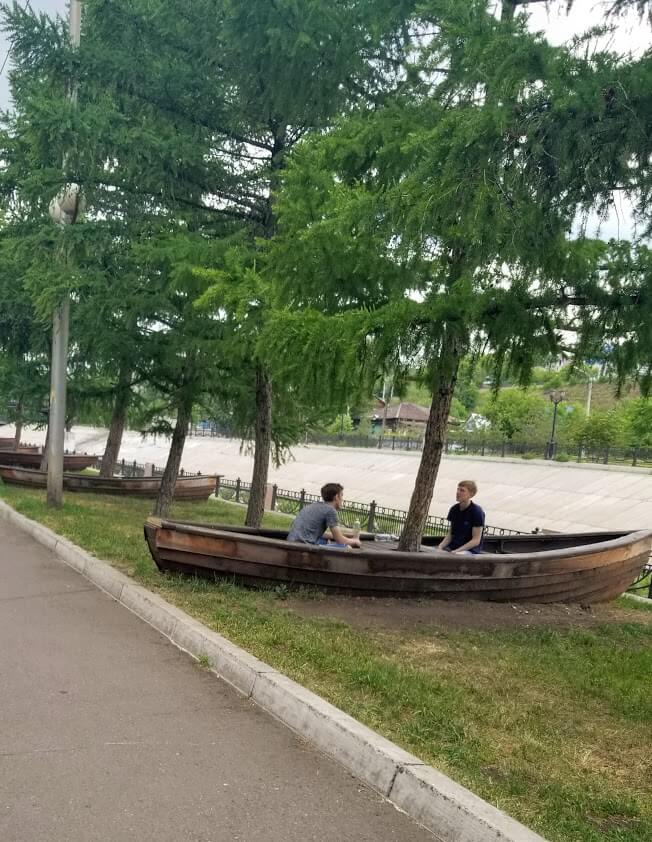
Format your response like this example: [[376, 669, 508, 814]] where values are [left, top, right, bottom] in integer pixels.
[[1, 483, 651, 842]]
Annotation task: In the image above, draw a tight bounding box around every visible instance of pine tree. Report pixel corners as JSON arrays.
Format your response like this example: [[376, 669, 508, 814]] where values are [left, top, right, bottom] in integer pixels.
[[265, 0, 652, 549]]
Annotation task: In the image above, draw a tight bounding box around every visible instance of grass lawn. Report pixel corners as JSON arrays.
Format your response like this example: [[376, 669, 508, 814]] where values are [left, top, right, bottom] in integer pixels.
[[1, 483, 651, 842]]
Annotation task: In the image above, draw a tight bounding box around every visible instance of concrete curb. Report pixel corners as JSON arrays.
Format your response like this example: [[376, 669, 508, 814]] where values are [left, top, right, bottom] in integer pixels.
[[0, 499, 546, 842], [623, 591, 652, 606]]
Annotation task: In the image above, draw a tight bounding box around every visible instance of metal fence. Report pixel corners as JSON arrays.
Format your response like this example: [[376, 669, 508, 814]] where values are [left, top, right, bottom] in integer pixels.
[[217, 477, 522, 538], [188, 426, 652, 468], [628, 566, 652, 599], [91, 456, 201, 479], [306, 433, 652, 467]]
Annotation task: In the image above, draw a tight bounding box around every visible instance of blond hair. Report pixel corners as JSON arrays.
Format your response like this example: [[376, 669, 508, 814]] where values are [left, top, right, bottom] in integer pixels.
[[457, 480, 477, 496]]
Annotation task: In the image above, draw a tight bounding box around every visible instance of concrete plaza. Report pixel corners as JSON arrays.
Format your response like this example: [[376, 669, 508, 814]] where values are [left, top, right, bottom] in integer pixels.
[[22, 424, 652, 534]]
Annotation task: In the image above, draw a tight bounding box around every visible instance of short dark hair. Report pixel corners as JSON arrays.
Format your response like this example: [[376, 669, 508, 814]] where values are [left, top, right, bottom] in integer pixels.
[[321, 482, 343, 502]]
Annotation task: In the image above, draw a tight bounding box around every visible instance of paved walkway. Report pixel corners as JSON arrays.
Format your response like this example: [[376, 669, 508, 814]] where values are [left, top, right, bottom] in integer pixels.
[[0, 519, 433, 842]]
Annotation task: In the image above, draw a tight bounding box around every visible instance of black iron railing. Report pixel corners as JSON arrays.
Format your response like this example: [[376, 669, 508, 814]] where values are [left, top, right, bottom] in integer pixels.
[[186, 426, 652, 468], [218, 477, 522, 538], [91, 456, 200, 479], [305, 432, 652, 468]]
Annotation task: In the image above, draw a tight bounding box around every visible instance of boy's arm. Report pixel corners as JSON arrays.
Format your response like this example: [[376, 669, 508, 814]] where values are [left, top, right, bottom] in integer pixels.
[[451, 526, 483, 553], [331, 525, 361, 548], [438, 528, 453, 550]]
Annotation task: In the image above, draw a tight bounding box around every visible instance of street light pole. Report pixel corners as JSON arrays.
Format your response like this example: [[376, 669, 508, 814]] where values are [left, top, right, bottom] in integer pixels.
[[546, 389, 565, 460], [46, 0, 82, 508]]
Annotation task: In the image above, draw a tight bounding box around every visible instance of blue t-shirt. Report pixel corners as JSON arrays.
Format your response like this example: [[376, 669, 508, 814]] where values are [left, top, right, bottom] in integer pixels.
[[447, 501, 485, 553]]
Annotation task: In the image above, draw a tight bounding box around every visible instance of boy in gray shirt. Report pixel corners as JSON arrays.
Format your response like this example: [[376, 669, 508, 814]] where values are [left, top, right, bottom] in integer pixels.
[[287, 483, 361, 548]]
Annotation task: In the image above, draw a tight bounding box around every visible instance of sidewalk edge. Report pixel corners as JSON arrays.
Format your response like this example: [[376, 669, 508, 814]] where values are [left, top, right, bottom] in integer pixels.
[[0, 500, 546, 842]]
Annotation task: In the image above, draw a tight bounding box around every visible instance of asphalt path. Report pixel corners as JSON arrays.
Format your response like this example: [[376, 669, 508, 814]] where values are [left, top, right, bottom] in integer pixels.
[[0, 518, 434, 842]]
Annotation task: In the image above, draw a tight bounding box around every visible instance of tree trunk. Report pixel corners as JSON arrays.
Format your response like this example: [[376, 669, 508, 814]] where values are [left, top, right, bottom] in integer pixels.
[[245, 366, 272, 528], [398, 342, 461, 552], [99, 369, 132, 477], [13, 400, 23, 450], [152, 394, 193, 518], [39, 423, 50, 471]]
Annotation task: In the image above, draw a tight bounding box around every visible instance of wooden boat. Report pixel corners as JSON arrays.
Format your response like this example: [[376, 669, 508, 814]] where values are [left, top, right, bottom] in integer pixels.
[[0, 451, 98, 470], [143, 519, 652, 603], [0, 466, 220, 500], [0, 443, 40, 453]]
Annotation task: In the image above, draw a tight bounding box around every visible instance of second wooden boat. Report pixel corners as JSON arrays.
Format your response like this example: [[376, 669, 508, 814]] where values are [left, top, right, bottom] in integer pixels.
[[0, 451, 98, 470], [0, 465, 219, 499], [0, 443, 40, 453], [144, 519, 652, 604]]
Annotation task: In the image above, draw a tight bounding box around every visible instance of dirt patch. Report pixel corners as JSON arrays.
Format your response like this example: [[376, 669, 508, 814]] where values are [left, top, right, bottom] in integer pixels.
[[282, 593, 652, 632]]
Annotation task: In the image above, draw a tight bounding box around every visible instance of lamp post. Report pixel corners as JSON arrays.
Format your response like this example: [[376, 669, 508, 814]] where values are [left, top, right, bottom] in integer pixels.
[[46, 0, 83, 507], [546, 389, 566, 460]]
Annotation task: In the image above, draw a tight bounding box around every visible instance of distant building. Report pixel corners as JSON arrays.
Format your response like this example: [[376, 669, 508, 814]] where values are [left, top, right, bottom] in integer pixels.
[[371, 401, 430, 434], [464, 413, 491, 432]]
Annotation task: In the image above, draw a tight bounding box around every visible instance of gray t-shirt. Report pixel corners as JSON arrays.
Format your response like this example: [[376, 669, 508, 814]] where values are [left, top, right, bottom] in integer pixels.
[[287, 501, 338, 544]]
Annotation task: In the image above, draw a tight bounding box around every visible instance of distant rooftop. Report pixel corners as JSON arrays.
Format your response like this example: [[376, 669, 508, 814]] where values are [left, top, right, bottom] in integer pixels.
[[372, 402, 430, 423]]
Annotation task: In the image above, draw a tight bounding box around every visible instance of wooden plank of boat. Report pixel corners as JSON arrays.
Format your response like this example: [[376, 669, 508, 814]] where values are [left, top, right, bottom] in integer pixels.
[[143, 519, 652, 603], [0, 466, 220, 499], [0, 451, 97, 470], [150, 540, 644, 600], [0, 444, 40, 453]]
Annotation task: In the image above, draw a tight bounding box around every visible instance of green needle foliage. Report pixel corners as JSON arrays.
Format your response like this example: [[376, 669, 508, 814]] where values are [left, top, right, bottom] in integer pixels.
[[265, 0, 652, 548]]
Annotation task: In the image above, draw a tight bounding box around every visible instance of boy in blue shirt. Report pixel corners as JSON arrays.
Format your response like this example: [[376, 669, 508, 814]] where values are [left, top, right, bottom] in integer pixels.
[[438, 480, 485, 554]]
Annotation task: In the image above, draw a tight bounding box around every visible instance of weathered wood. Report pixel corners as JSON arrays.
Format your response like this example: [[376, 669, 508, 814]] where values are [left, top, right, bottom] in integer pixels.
[[0, 466, 220, 499], [143, 519, 652, 604], [0, 451, 97, 470], [0, 443, 39, 453]]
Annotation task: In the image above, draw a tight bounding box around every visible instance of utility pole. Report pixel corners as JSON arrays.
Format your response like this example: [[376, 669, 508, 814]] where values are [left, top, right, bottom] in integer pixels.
[[46, 0, 82, 507], [586, 375, 593, 417]]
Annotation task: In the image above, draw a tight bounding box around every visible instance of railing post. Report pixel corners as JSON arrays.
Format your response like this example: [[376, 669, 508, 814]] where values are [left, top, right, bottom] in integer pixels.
[[603, 447, 609, 465], [235, 477, 241, 503], [392, 436, 395, 451], [481, 440, 485, 456], [132, 459, 137, 478], [632, 447, 638, 467], [367, 500, 376, 533], [501, 440, 506, 458], [180, 467, 184, 476], [214, 475, 221, 497], [463, 438, 468, 453], [300, 488, 306, 510], [271, 484, 278, 511]]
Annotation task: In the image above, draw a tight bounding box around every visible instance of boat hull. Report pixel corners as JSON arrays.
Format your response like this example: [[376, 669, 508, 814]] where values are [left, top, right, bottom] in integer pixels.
[[0, 451, 97, 470], [143, 520, 652, 603], [0, 466, 219, 500], [0, 444, 40, 453]]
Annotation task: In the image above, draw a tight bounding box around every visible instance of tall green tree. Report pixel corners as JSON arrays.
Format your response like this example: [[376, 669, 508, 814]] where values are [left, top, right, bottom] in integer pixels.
[[266, 0, 652, 549], [16, 0, 418, 525], [486, 390, 547, 442]]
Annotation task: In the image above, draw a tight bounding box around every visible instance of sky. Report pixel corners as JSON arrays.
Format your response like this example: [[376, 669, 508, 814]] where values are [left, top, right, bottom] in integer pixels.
[[0, 0, 650, 239]]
